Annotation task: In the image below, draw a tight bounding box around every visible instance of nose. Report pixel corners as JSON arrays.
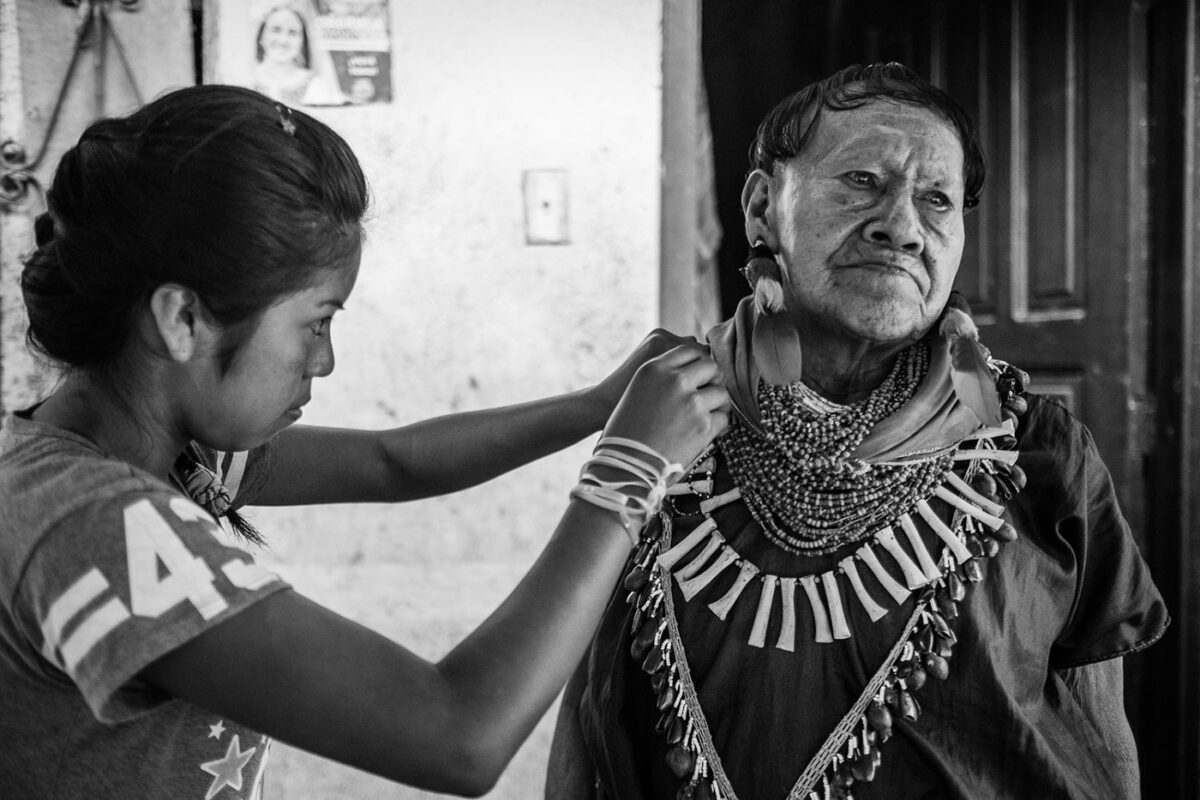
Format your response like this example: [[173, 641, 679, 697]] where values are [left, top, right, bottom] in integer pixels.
[[863, 190, 924, 254], [307, 335, 335, 379]]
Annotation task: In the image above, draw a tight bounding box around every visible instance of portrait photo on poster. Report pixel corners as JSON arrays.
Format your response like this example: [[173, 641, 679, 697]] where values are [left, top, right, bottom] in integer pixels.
[[233, 0, 392, 106]]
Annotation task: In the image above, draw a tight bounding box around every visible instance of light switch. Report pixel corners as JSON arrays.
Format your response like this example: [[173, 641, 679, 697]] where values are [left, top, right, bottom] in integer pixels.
[[523, 169, 570, 245]]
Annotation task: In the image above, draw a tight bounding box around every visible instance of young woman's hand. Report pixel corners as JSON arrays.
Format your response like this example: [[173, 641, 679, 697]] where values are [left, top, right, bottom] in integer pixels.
[[601, 342, 730, 469], [590, 329, 701, 422]]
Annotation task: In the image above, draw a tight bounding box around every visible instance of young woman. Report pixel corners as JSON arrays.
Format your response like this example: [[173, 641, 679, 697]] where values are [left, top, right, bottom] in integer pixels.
[[0, 85, 729, 798]]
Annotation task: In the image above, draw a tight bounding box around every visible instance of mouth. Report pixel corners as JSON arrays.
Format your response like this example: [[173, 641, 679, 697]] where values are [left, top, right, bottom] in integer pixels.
[[846, 257, 916, 272], [841, 260, 924, 288]]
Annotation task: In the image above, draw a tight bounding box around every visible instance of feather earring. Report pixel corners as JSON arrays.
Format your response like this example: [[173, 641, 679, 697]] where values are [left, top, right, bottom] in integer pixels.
[[940, 291, 1002, 427], [743, 240, 803, 386], [742, 240, 785, 314]]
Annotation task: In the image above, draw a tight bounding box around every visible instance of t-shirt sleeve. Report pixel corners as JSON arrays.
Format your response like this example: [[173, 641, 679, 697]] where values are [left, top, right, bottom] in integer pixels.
[[11, 487, 289, 724], [1019, 397, 1169, 668]]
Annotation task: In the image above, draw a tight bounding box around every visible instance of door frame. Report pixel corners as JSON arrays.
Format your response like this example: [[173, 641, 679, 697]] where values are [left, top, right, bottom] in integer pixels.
[[660, 0, 703, 335], [1143, 0, 1200, 794]]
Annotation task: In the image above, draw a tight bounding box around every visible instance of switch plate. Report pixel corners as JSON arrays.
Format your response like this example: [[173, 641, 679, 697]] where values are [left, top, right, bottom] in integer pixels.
[[523, 169, 570, 245]]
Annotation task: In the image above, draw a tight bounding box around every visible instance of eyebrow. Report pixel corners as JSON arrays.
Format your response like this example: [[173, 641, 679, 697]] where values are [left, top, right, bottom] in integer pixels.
[[319, 300, 346, 311]]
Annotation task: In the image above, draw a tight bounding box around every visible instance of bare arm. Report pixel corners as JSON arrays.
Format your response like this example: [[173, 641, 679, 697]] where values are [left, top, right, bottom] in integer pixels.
[[253, 330, 696, 505], [1060, 659, 1140, 798], [256, 389, 604, 505], [141, 503, 630, 796], [140, 345, 729, 795]]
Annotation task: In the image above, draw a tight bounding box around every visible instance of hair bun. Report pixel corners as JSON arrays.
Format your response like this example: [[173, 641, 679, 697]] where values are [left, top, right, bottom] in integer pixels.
[[34, 212, 56, 247]]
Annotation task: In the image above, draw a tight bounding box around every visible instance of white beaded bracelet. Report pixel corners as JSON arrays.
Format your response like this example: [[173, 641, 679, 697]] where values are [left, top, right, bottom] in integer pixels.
[[570, 437, 683, 547]]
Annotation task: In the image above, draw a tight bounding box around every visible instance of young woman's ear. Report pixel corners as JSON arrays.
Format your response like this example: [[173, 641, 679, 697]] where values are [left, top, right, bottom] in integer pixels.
[[741, 168, 777, 249], [148, 284, 215, 362]]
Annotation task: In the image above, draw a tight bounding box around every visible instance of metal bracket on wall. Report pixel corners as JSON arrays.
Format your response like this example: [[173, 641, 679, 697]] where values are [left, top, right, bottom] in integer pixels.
[[0, 0, 143, 211]]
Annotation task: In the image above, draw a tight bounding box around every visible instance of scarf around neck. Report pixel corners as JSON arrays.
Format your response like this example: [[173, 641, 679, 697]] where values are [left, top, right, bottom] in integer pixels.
[[706, 296, 1001, 463]]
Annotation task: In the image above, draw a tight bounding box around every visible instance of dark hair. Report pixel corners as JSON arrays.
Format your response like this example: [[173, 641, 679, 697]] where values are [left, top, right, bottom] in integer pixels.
[[21, 83, 368, 372], [749, 62, 986, 210], [255, 6, 312, 69]]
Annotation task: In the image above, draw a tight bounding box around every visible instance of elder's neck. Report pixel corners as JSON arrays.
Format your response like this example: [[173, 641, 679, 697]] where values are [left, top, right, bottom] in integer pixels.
[[797, 338, 911, 405]]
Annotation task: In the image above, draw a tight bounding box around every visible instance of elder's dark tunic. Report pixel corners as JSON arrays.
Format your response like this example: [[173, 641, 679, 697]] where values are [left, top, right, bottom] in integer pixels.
[[547, 395, 1168, 800]]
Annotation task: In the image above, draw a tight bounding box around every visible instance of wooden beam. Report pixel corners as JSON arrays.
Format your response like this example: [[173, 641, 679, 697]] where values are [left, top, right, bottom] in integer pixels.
[[659, 0, 700, 334]]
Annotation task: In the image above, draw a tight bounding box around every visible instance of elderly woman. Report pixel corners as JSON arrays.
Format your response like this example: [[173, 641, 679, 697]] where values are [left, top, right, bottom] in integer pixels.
[[548, 63, 1168, 800]]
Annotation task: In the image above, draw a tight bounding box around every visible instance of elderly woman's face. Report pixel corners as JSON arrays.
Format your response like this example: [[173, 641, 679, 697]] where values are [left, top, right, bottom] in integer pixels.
[[754, 99, 966, 346]]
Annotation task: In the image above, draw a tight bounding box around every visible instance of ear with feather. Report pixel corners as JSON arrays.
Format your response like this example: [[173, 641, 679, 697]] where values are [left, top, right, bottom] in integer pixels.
[[940, 291, 1002, 427], [742, 240, 784, 314], [743, 240, 802, 386]]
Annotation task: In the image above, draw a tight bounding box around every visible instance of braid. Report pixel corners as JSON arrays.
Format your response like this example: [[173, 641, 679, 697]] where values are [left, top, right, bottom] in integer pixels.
[[174, 446, 267, 546], [223, 508, 266, 547]]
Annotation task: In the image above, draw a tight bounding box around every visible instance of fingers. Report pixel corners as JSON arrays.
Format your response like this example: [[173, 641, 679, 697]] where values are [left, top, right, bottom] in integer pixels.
[[648, 344, 723, 390], [695, 384, 732, 413], [595, 334, 706, 420], [643, 328, 699, 349], [693, 388, 731, 438], [626, 330, 695, 368], [708, 408, 731, 439], [683, 354, 724, 390], [650, 341, 706, 365], [601, 338, 731, 463]]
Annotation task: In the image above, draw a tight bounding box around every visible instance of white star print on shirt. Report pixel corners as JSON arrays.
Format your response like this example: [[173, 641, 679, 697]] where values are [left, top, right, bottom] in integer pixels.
[[201, 734, 257, 799], [208, 720, 226, 740]]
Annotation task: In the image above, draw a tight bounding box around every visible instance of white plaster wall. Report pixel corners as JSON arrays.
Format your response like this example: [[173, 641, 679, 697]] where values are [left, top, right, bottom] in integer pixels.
[[213, 2, 665, 797]]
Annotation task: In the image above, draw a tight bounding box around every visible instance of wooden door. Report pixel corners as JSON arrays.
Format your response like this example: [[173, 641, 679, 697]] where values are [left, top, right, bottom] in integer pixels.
[[934, 0, 1151, 542]]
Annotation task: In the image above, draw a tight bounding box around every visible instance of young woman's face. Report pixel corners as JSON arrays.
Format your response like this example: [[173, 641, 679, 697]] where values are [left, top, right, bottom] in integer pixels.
[[260, 8, 306, 66], [193, 258, 359, 451]]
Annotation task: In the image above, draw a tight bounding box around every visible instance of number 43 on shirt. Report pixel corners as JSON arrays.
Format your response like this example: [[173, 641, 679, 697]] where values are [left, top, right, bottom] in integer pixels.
[[40, 497, 278, 674]]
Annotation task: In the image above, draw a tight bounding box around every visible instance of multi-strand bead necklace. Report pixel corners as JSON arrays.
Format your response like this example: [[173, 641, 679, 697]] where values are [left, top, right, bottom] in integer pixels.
[[722, 341, 953, 556]]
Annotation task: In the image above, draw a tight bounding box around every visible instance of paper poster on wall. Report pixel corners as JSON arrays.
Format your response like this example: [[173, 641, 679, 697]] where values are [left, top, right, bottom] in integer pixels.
[[234, 1, 392, 106]]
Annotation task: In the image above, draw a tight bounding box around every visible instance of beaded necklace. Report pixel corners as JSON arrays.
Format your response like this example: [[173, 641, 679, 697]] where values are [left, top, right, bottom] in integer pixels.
[[722, 341, 953, 556]]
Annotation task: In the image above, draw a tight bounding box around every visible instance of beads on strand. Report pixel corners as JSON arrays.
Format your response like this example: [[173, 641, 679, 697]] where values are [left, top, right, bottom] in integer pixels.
[[722, 341, 952, 556]]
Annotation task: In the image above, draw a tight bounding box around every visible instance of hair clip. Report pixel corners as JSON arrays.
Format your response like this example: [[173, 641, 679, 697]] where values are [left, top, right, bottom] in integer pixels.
[[276, 103, 296, 137]]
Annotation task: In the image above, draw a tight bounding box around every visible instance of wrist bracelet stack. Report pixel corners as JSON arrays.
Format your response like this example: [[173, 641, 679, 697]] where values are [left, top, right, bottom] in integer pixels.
[[570, 437, 684, 546]]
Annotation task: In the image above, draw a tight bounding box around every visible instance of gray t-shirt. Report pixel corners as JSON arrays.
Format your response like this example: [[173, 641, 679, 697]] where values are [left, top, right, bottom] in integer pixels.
[[0, 412, 288, 798]]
